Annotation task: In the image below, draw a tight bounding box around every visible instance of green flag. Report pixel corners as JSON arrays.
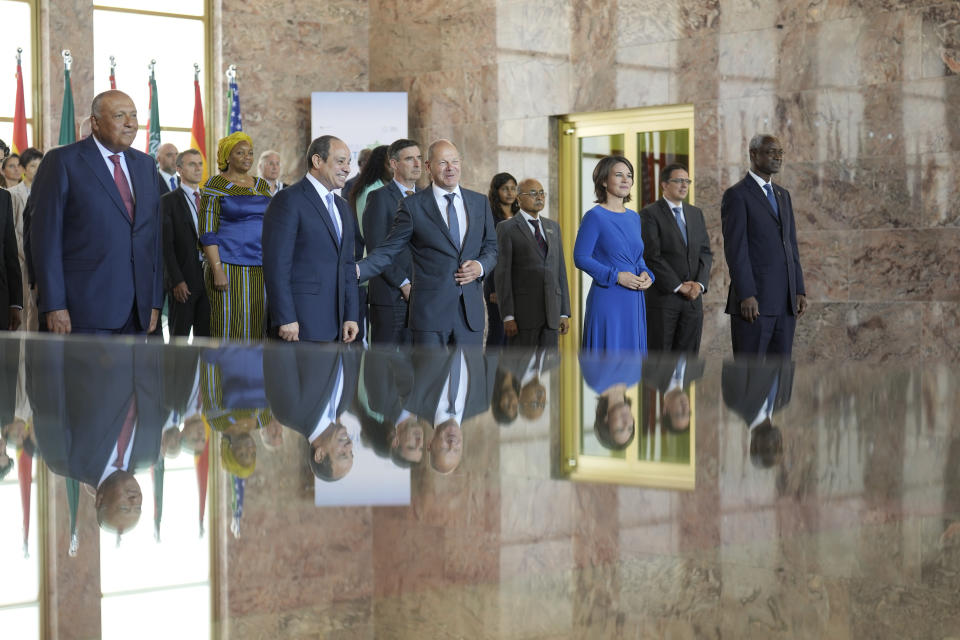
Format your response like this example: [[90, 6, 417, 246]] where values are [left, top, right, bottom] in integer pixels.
[[147, 69, 160, 158], [66, 478, 79, 556], [58, 68, 75, 146]]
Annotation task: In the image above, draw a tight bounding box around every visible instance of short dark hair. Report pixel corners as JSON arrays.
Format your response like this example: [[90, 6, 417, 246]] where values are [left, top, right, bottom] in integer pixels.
[[306, 135, 338, 168], [176, 148, 201, 167], [388, 138, 420, 160], [0, 139, 9, 156], [594, 395, 635, 450], [592, 155, 634, 204], [18, 147, 42, 168], [487, 172, 519, 222], [0, 454, 13, 481], [660, 162, 688, 185], [749, 422, 783, 468], [1, 153, 19, 171], [491, 367, 521, 425]]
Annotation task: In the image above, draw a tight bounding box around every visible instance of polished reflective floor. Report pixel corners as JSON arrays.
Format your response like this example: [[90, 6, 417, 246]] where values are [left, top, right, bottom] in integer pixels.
[[1, 335, 959, 639]]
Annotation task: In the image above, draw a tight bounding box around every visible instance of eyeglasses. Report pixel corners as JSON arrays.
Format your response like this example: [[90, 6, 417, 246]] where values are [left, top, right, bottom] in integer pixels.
[[518, 190, 545, 198], [667, 178, 693, 186]]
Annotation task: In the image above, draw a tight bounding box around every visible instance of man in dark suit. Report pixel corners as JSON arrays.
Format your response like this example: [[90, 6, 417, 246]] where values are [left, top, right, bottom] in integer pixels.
[[156, 142, 179, 195], [407, 347, 497, 474], [642, 353, 705, 434], [30, 90, 163, 334], [640, 163, 713, 353], [721, 134, 806, 356], [0, 190, 22, 330], [27, 340, 169, 533], [362, 138, 422, 345], [721, 358, 794, 468], [499, 344, 559, 422], [495, 178, 570, 347], [358, 347, 423, 466], [262, 135, 360, 343], [263, 343, 361, 481], [162, 149, 209, 337], [358, 139, 498, 346]]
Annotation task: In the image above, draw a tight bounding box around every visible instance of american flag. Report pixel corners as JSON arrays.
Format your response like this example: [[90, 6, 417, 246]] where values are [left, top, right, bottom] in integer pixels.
[[227, 76, 242, 134]]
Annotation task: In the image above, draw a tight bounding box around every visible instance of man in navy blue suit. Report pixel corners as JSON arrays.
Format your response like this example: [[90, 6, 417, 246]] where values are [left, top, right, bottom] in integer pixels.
[[30, 90, 163, 334], [357, 139, 498, 346], [721, 134, 806, 356], [262, 135, 359, 343]]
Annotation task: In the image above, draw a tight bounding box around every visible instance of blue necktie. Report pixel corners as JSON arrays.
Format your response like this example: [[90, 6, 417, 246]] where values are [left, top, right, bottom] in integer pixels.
[[169, 176, 178, 191], [446, 356, 461, 414], [326, 193, 342, 244], [444, 193, 460, 250], [672, 206, 688, 245], [763, 183, 779, 218]]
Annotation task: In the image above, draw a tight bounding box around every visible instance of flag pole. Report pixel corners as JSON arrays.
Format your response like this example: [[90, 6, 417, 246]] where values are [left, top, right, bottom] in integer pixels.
[[109, 55, 116, 90], [62, 49, 72, 70]]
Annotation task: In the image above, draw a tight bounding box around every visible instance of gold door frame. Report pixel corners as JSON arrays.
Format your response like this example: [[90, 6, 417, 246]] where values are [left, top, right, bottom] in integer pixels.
[[556, 104, 696, 489]]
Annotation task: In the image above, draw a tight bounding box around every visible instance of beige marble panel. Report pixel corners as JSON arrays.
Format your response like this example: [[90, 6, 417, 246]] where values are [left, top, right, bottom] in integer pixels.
[[716, 29, 778, 100], [793, 302, 925, 361], [496, 0, 571, 57], [849, 229, 960, 301], [920, 2, 960, 78], [496, 51, 572, 117], [615, 45, 673, 108], [570, 0, 616, 112], [797, 230, 851, 302], [919, 152, 960, 226], [42, 0, 94, 147], [673, 35, 720, 104]]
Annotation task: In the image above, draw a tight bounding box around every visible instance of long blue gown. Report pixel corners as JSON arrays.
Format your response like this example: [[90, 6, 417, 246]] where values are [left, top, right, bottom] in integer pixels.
[[574, 205, 655, 353]]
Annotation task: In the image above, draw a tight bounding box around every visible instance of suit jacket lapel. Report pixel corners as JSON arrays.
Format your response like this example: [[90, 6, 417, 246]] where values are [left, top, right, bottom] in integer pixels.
[[744, 175, 779, 221], [422, 191, 459, 253], [79, 137, 131, 224], [658, 199, 689, 253], [301, 180, 341, 249], [129, 155, 152, 230], [517, 215, 547, 261], [179, 188, 199, 239]]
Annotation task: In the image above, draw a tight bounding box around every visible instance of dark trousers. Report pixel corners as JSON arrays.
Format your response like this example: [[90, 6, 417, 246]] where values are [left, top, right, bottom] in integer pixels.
[[412, 299, 482, 347], [730, 313, 796, 356], [508, 325, 558, 349], [357, 287, 368, 344], [169, 288, 211, 338], [369, 301, 410, 346], [647, 302, 703, 353], [72, 302, 143, 335]]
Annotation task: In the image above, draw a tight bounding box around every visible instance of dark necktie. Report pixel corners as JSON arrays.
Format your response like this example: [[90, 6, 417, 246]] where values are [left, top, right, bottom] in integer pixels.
[[326, 193, 342, 244], [193, 189, 202, 217], [113, 395, 137, 469], [109, 154, 135, 221], [672, 206, 688, 245], [763, 183, 780, 218], [444, 193, 460, 250], [169, 176, 178, 191], [447, 357, 461, 415], [405, 190, 414, 197], [529, 218, 547, 258]]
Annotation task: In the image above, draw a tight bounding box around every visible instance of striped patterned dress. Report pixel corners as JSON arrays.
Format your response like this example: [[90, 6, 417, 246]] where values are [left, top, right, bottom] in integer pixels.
[[198, 175, 272, 340]]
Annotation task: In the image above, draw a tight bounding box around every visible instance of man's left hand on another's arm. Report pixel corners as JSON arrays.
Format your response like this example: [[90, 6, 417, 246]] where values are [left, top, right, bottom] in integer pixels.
[[148, 308, 160, 333], [796, 294, 807, 318], [455, 260, 482, 285]]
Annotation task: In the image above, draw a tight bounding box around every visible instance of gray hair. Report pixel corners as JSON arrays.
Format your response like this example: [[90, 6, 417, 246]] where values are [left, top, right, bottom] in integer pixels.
[[749, 134, 775, 153]]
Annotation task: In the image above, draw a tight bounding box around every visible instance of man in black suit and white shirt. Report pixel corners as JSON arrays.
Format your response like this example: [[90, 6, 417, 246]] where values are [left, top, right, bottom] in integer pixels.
[[640, 163, 713, 353], [162, 149, 210, 337], [362, 138, 421, 345], [157, 142, 179, 194], [494, 178, 571, 348]]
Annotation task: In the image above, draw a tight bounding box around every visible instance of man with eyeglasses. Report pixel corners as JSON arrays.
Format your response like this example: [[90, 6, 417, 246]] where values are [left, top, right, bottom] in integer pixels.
[[721, 134, 806, 356], [640, 163, 713, 353], [493, 178, 571, 347]]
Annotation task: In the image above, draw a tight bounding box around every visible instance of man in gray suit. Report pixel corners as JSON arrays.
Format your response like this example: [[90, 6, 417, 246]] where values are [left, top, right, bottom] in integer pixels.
[[640, 163, 713, 353], [357, 139, 497, 346], [494, 178, 571, 347]]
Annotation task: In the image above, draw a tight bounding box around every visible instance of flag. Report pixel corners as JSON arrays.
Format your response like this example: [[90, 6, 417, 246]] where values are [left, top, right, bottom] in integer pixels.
[[66, 478, 80, 556], [227, 74, 242, 135], [109, 63, 116, 90], [17, 444, 32, 558], [58, 66, 75, 146], [230, 475, 244, 539], [152, 459, 164, 542], [12, 55, 28, 155], [190, 75, 208, 183], [146, 67, 160, 158], [195, 423, 209, 537]]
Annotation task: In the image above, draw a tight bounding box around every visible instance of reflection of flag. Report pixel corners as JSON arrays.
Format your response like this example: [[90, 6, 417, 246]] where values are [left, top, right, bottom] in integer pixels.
[[196, 417, 210, 537], [152, 458, 164, 542], [227, 76, 242, 135], [66, 478, 80, 556], [58, 66, 75, 146], [146, 69, 160, 158], [230, 476, 244, 539], [190, 76, 208, 183], [12, 57, 28, 154], [17, 445, 31, 557], [109, 63, 116, 90]]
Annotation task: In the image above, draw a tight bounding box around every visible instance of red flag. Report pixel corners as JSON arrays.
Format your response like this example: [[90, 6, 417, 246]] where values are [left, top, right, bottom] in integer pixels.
[[109, 68, 116, 90], [18, 446, 32, 557], [190, 74, 208, 183], [195, 418, 210, 537], [12, 55, 28, 155]]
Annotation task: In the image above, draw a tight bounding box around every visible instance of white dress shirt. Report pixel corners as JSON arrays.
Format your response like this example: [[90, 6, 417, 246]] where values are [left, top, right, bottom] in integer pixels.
[[305, 172, 343, 239], [432, 183, 467, 246], [159, 169, 178, 192], [98, 424, 138, 488], [92, 134, 134, 200], [308, 358, 345, 443], [180, 183, 201, 235]]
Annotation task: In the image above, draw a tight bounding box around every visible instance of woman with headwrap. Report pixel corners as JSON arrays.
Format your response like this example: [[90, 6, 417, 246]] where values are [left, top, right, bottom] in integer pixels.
[[198, 133, 273, 339]]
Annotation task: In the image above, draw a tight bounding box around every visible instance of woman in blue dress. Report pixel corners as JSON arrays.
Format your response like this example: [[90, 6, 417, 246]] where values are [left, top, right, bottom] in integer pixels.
[[574, 155, 654, 353]]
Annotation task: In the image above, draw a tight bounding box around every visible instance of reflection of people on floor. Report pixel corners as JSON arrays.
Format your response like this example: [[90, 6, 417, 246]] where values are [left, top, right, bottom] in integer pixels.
[[357, 348, 425, 467], [160, 346, 204, 460], [498, 346, 559, 424], [580, 353, 644, 451], [642, 354, 705, 434], [26, 340, 169, 534], [408, 348, 496, 474], [721, 358, 794, 468], [263, 344, 360, 481]]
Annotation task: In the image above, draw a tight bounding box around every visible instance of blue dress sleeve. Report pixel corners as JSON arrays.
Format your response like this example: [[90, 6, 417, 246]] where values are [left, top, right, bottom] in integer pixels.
[[574, 210, 618, 287]]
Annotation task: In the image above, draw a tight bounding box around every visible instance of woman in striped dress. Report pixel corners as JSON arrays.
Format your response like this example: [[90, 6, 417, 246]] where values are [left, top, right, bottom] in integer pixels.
[[199, 132, 272, 339]]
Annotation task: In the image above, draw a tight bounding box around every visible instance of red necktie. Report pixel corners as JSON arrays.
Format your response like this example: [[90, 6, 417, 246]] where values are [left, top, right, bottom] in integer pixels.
[[530, 218, 548, 258], [193, 189, 202, 213], [109, 154, 135, 221], [113, 395, 137, 469]]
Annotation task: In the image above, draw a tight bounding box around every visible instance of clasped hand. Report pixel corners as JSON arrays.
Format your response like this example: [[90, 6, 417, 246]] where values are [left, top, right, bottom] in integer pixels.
[[617, 271, 652, 291]]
